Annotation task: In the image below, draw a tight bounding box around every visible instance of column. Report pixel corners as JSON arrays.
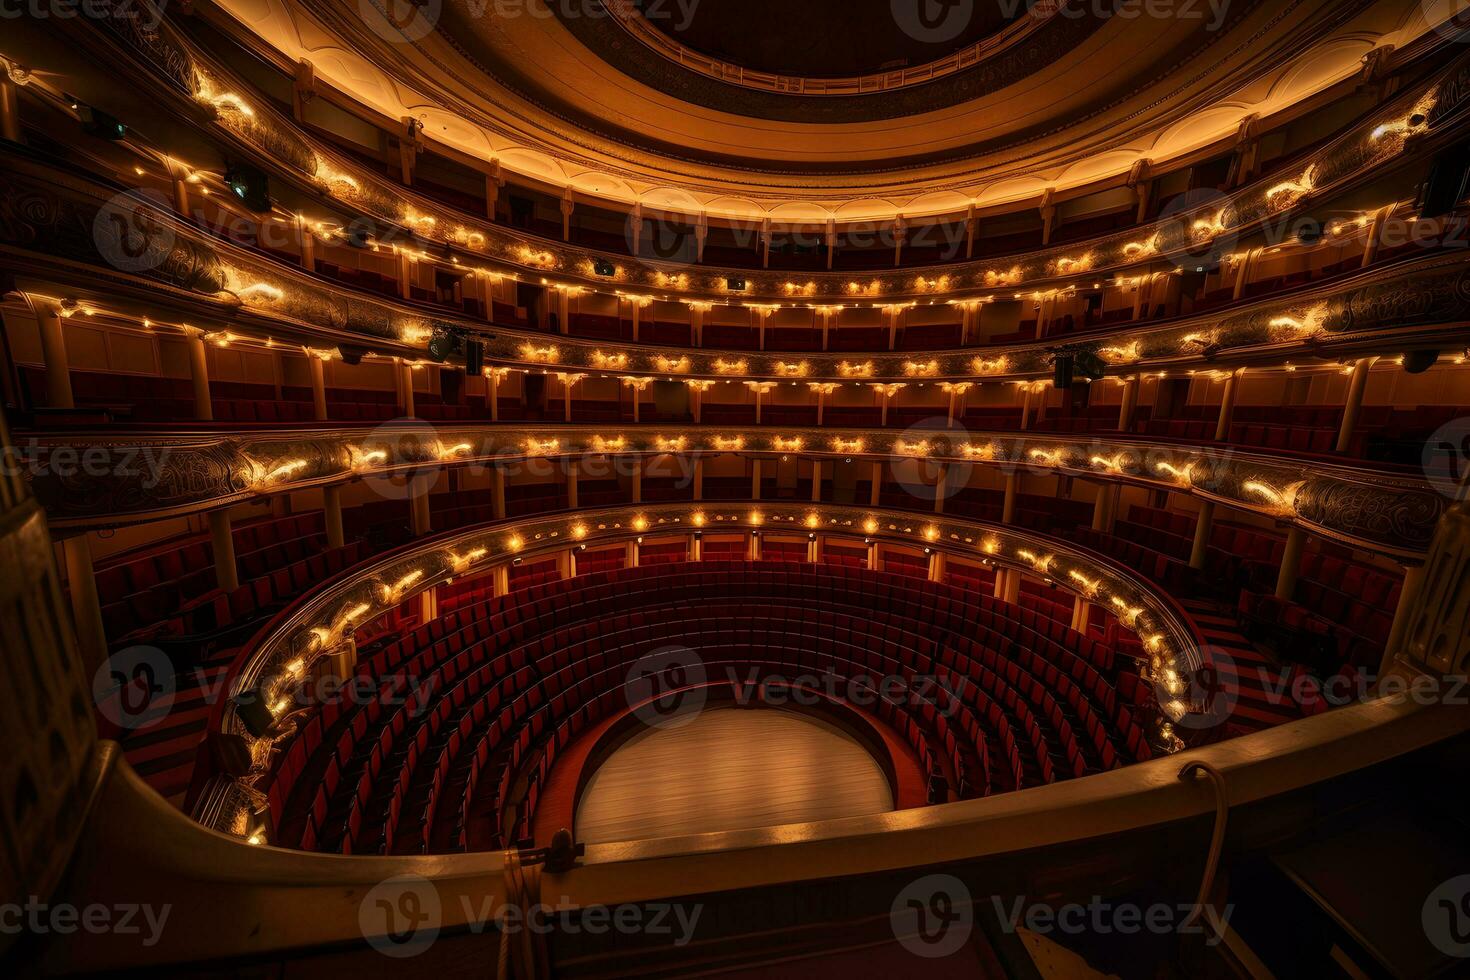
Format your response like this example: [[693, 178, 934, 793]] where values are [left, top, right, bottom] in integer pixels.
[[61, 536, 108, 675], [1275, 527, 1306, 600], [751, 458, 763, 500], [1214, 369, 1241, 441], [0, 71, 22, 143], [1362, 204, 1392, 268], [1070, 595, 1089, 633], [631, 460, 642, 503], [934, 463, 949, 515], [689, 304, 706, 347], [870, 461, 883, 506], [488, 369, 501, 422], [692, 457, 704, 500], [690, 534, 703, 562], [309, 354, 328, 421], [629, 539, 641, 568], [867, 540, 880, 570], [927, 551, 945, 583], [1189, 501, 1215, 570], [322, 485, 345, 549], [493, 565, 510, 597], [1232, 248, 1259, 302], [555, 288, 570, 335], [485, 172, 501, 221], [562, 376, 575, 422], [566, 460, 579, 509], [36, 302, 74, 409], [410, 484, 432, 537], [491, 466, 506, 520], [1380, 563, 1427, 676], [397, 250, 414, 300], [399, 361, 416, 417], [209, 510, 239, 592], [810, 535, 823, 565], [1001, 472, 1019, 525], [1018, 384, 1034, 431], [748, 532, 762, 561], [756, 309, 771, 351], [1091, 483, 1118, 533], [819, 309, 832, 351], [187, 333, 213, 421], [1116, 376, 1138, 432], [811, 460, 823, 502], [559, 193, 574, 241], [419, 586, 439, 623], [297, 215, 316, 271], [630, 300, 643, 343], [1336, 358, 1373, 453]]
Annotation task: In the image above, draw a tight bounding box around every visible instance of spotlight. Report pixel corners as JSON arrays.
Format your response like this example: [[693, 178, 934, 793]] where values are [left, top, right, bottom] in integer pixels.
[[232, 686, 277, 738], [593, 258, 616, 277], [727, 276, 747, 291]]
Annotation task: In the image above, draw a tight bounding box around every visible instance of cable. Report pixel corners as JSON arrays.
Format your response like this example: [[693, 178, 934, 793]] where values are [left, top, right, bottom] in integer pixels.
[[1178, 760, 1228, 944]]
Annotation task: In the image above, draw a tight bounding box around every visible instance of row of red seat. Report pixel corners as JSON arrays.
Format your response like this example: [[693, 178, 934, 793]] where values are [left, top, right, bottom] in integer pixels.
[[264, 560, 1153, 853]]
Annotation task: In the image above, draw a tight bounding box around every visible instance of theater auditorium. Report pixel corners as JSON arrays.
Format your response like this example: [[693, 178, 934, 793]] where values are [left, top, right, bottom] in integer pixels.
[[2, 0, 1470, 976]]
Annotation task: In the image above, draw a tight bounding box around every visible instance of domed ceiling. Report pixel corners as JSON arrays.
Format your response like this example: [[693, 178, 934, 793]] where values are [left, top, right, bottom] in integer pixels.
[[211, 0, 1451, 220], [631, 0, 1024, 79]]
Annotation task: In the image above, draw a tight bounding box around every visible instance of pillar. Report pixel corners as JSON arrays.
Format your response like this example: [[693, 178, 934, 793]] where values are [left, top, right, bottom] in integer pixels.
[[566, 460, 579, 509], [61, 536, 108, 675], [811, 460, 823, 502], [1380, 563, 1427, 676], [690, 534, 703, 562], [1002, 472, 1019, 525], [1232, 249, 1259, 302], [187, 334, 213, 421], [1275, 527, 1307, 601], [693, 458, 704, 500], [1189, 501, 1215, 570], [756, 309, 771, 351], [297, 215, 316, 271], [867, 541, 879, 570], [410, 484, 432, 537], [629, 539, 641, 568], [1362, 204, 1391, 268], [418, 586, 439, 623], [36, 303, 74, 409], [934, 463, 949, 515], [1018, 385, 1034, 431], [0, 72, 22, 143], [209, 510, 239, 592], [488, 371, 501, 421], [562, 378, 574, 422], [630, 383, 641, 423], [1336, 358, 1372, 453], [1091, 484, 1118, 533], [309, 355, 328, 421], [810, 535, 823, 565], [630, 302, 642, 343], [491, 466, 506, 520], [631, 460, 643, 503], [399, 361, 416, 417], [1116, 377, 1138, 432], [690, 306, 705, 347], [555, 289, 570, 335], [927, 551, 945, 583], [322, 485, 345, 549], [1214, 369, 1240, 441], [870, 461, 883, 506], [751, 458, 763, 500], [493, 565, 510, 597], [1070, 595, 1089, 633], [397, 251, 413, 300]]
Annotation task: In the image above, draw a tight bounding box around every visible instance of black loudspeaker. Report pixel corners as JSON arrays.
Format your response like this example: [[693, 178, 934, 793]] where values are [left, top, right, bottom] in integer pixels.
[[1053, 354, 1075, 390], [1295, 217, 1324, 245], [224, 162, 272, 213], [232, 686, 277, 738], [593, 258, 616, 277], [1420, 143, 1470, 219], [337, 344, 368, 366], [522, 373, 547, 410], [653, 380, 689, 417], [727, 276, 747, 291], [1075, 350, 1106, 382], [465, 339, 484, 375], [80, 106, 127, 140], [345, 218, 374, 249], [1403, 350, 1440, 374]]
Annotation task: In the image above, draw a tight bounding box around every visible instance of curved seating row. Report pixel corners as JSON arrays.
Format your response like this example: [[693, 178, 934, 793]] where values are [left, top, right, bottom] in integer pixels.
[[263, 560, 1153, 855]]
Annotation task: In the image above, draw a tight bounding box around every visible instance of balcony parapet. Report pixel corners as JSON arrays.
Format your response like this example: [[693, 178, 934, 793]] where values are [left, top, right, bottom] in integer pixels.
[[21, 423, 1447, 559]]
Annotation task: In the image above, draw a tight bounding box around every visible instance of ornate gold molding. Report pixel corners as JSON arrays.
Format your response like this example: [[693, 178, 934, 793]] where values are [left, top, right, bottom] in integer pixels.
[[22, 423, 1447, 558]]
